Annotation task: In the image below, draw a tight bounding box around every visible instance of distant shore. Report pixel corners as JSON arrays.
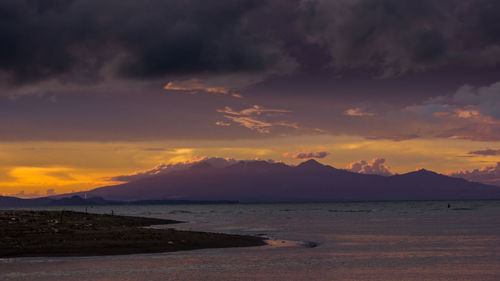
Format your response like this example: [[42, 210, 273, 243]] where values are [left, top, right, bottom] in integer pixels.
[[0, 210, 266, 258]]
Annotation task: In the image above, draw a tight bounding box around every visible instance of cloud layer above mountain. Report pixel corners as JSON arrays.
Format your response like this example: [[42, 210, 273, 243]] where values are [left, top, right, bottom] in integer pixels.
[[110, 157, 239, 182], [346, 158, 393, 176], [450, 163, 500, 187], [283, 151, 330, 159]]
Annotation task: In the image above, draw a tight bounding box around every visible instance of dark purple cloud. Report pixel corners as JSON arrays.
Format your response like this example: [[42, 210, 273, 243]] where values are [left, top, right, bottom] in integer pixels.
[[400, 81, 500, 141], [283, 151, 330, 159], [468, 149, 500, 156], [2, 0, 500, 87], [0, 0, 284, 84], [302, 0, 500, 76]]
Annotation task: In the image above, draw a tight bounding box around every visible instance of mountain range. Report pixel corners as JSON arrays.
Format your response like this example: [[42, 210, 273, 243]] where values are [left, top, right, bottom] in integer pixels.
[[0, 195, 236, 207], [49, 159, 500, 203]]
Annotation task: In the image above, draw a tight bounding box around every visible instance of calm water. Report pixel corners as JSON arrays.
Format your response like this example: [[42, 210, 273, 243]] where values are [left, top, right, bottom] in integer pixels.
[[1, 200, 500, 280]]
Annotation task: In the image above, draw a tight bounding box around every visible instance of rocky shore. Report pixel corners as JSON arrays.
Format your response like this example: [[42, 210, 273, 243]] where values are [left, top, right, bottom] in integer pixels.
[[0, 210, 266, 258]]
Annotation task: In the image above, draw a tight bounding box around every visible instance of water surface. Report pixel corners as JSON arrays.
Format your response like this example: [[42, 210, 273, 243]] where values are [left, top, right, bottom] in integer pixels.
[[1, 201, 500, 280]]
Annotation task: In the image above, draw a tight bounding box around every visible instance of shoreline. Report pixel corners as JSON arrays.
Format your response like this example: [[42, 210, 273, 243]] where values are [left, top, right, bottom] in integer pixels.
[[0, 210, 267, 258]]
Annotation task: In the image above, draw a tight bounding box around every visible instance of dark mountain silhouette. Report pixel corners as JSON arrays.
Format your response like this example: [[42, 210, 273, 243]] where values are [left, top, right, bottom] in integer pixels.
[[0, 195, 53, 207], [0, 195, 237, 207], [0, 195, 96, 207], [54, 160, 500, 202]]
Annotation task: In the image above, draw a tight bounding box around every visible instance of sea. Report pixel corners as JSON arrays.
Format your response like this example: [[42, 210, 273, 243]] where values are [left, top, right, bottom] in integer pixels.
[[1, 200, 500, 280]]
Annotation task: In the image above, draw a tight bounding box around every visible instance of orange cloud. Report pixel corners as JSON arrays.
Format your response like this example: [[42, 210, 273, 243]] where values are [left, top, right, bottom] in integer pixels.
[[216, 105, 325, 134], [216, 105, 290, 116], [217, 105, 291, 133], [344, 108, 375, 117], [224, 115, 273, 133], [164, 78, 241, 97], [215, 121, 231, 127]]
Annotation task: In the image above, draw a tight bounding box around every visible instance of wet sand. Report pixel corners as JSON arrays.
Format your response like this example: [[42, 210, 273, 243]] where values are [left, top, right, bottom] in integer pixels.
[[0, 210, 266, 258]]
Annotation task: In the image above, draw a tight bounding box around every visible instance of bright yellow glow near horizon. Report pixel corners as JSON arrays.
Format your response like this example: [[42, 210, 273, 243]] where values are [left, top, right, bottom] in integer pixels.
[[0, 136, 499, 198]]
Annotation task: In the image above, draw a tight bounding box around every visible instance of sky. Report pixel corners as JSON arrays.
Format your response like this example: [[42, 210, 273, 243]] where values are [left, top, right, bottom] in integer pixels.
[[1, 0, 500, 197]]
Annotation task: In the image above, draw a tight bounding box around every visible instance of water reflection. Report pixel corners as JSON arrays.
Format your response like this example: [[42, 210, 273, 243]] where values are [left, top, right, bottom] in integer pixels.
[[2, 201, 500, 280]]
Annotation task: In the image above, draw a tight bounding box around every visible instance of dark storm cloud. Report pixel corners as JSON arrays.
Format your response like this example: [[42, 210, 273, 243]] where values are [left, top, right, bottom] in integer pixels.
[[2, 0, 500, 86], [460, 0, 500, 45], [468, 149, 500, 156], [300, 0, 500, 76], [0, 0, 281, 84], [240, 0, 500, 106], [2, 0, 500, 142], [298, 0, 449, 75]]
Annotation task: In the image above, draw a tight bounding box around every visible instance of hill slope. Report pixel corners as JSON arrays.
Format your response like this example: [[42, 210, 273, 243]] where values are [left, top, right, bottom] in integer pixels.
[[59, 160, 500, 202]]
